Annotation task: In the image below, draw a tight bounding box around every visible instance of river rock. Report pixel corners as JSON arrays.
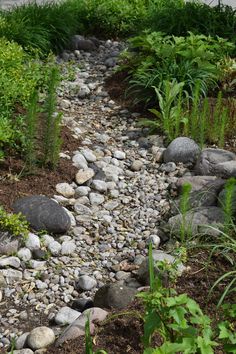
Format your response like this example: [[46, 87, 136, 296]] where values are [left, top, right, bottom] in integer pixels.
[[0, 232, 19, 256], [54, 306, 81, 326], [0, 256, 21, 268], [55, 183, 75, 198], [94, 283, 137, 309], [75, 168, 95, 185], [75, 275, 97, 291], [0, 269, 22, 284], [27, 326, 55, 350], [13, 196, 71, 234], [164, 137, 200, 165], [25, 233, 40, 251], [195, 148, 236, 176]]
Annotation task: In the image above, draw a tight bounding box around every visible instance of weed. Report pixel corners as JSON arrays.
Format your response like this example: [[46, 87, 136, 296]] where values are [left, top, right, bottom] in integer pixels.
[[0, 207, 29, 237], [85, 316, 107, 354], [25, 90, 38, 171]]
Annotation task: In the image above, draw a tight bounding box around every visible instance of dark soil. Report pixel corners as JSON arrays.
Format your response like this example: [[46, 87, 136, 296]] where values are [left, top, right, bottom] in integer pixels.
[[45, 251, 234, 354], [0, 126, 79, 212]]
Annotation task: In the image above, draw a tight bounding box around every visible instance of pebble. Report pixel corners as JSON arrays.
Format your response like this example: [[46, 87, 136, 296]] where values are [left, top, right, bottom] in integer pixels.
[[131, 160, 143, 171], [76, 275, 97, 291], [25, 233, 41, 251], [61, 241, 76, 255], [113, 150, 126, 160], [75, 168, 95, 184]]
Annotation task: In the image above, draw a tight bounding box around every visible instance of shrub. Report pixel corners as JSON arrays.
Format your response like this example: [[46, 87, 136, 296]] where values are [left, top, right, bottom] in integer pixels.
[[120, 31, 234, 107], [0, 206, 29, 237]]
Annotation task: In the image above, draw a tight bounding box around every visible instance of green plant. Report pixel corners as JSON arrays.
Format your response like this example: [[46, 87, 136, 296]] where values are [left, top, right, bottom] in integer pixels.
[[42, 67, 62, 169], [138, 244, 217, 353], [121, 31, 234, 107], [25, 90, 38, 170], [85, 316, 107, 354], [0, 206, 29, 237]]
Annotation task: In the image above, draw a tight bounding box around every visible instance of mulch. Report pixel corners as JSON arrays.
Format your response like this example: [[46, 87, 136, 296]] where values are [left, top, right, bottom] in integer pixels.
[[0, 126, 79, 212]]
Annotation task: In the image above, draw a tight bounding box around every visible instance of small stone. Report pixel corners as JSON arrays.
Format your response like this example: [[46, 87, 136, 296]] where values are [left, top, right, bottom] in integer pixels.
[[48, 241, 61, 256], [15, 332, 30, 350], [61, 241, 76, 255], [89, 193, 105, 205], [76, 168, 95, 185], [113, 150, 126, 160], [91, 180, 107, 193], [11, 350, 34, 354], [72, 153, 88, 169], [32, 249, 47, 260], [131, 160, 143, 171], [104, 201, 119, 210], [17, 248, 32, 262], [75, 186, 91, 197], [160, 162, 176, 172], [27, 326, 55, 350], [0, 269, 22, 284], [25, 233, 41, 251], [36, 280, 48, 290], [60, 99, 71, 110], [54, 306, 81, 326], [71, 298, 94, 312], [55, 183, 75, 198], [76, 275, 97, 291], [0, 256, 21, 268], [81, 149, 97, 162]]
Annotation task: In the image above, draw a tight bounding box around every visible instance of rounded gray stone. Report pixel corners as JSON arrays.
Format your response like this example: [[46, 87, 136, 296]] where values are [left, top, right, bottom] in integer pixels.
[[195, 148, 236, 176], [27, 326, 55, 350], [13, 195, 71, 234], [94, 283, 137, 309], [164, 137, 200, 164]]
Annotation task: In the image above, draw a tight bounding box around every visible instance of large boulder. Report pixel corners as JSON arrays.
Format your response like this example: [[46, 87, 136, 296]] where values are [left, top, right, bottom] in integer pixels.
[[164, 137, 200, 165], [168, 206, 225, 237], [94, 283, 137, 310], [13, 196, 71, 234], [175, 176, 225, 209], [71, 35, 97, 52], [195, 148, 236, 176]]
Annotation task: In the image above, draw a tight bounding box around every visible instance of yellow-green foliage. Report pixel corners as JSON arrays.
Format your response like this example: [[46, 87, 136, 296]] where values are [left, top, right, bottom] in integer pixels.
[[0, 38, 44, 113], [0, 207, 29, 237]]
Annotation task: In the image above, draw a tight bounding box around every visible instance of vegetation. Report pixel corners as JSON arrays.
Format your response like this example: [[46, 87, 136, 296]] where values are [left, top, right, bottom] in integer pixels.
[[0, 207, 29, 237]]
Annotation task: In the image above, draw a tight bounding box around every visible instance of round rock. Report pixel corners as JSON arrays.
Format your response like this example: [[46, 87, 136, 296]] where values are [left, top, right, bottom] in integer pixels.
[[27, 326, 55, 350], [94, 283, 137, 309], [13, 195, 71, 234], [164, 137, 200, 165], [76, 275, 97, 291]]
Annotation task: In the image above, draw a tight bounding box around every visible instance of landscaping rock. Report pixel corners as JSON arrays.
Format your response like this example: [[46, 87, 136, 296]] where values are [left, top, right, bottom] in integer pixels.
[[130, 160, 143, 171], [55, 183, 75, 198], [17, 248, 32, 262], [175, 176, 225, 209], [0, 256, 21, 268], [89, 192, 105, 205], [61, 241, 76, 255], [94, 283, 137, 309], [13, 195, 71, 234], [54, 306, 81, 326], [15, 332, 30, 350], [72, 153, 88, 169], [25, 233, 41, 251], [113, 150, 126, 160], [164, 137, 200, 165], [71, 35, 97, 52], [91, 180, 107, 192], [76, 275, 97, 291], [0, 232, 19, 256], [214, 161, 236, 178], [48, 240, 61, 256], [27, 326, 55, 350], [195, 148, 236, 176], [81, 149, 97, 163], [10, 350, 34, 354], [0, 269, 22, 284], [75, 168, 95, 185], [71, 298, 94, 312], [168, 206, 225, 237]]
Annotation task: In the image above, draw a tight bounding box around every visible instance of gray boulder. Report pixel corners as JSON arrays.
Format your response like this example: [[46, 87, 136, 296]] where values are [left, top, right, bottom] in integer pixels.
[[214, 161, 236, 178], [164, 137, 200, 165], [168, 206, 225, 237], [94, 283, 137, 310], [13, 195, 71, 234], [175, 176, 225, 209], [71, 35, 96, 52], [195, 148, 236, 176]]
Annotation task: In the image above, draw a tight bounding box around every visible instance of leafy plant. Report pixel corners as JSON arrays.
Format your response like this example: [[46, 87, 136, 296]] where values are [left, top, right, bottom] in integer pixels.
[[138, 244, 217, 353], [24, 90, 38, 171], [0, 207, 29, 237], [120, 31, 234, 107]]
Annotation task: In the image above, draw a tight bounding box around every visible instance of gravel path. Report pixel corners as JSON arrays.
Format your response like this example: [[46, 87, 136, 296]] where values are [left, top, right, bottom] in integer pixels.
[[0, 38, 186, 350]]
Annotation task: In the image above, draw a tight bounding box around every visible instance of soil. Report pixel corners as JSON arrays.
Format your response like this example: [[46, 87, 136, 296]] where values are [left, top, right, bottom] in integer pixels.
[[0, 126, 79, 212]]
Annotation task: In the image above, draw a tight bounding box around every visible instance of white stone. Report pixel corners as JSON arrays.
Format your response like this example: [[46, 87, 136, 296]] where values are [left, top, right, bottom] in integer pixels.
[[76, 275, 97, 291], [27, 326, 55, 350], [0, 256, 21, 268], [75, 186, 91, 196], [30, 260, 46, 270], [76, 168, 95, 185], [131, 160, 143, 171], [81, 149, 97, 162], [0, 269, 22, 284], [41, 235, 55, 247], [54, 306, 81, 326], [91, 180, 107, 193], [72, 153, 88, 169], [25, 233, 40, 251], [89, 193, 105, 205], [113, 150, 126, 160], [55, 183, 75, 198], [48, 241, 61, 256], [61, 241, 76, 255], [36, 280, 48, 290]]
